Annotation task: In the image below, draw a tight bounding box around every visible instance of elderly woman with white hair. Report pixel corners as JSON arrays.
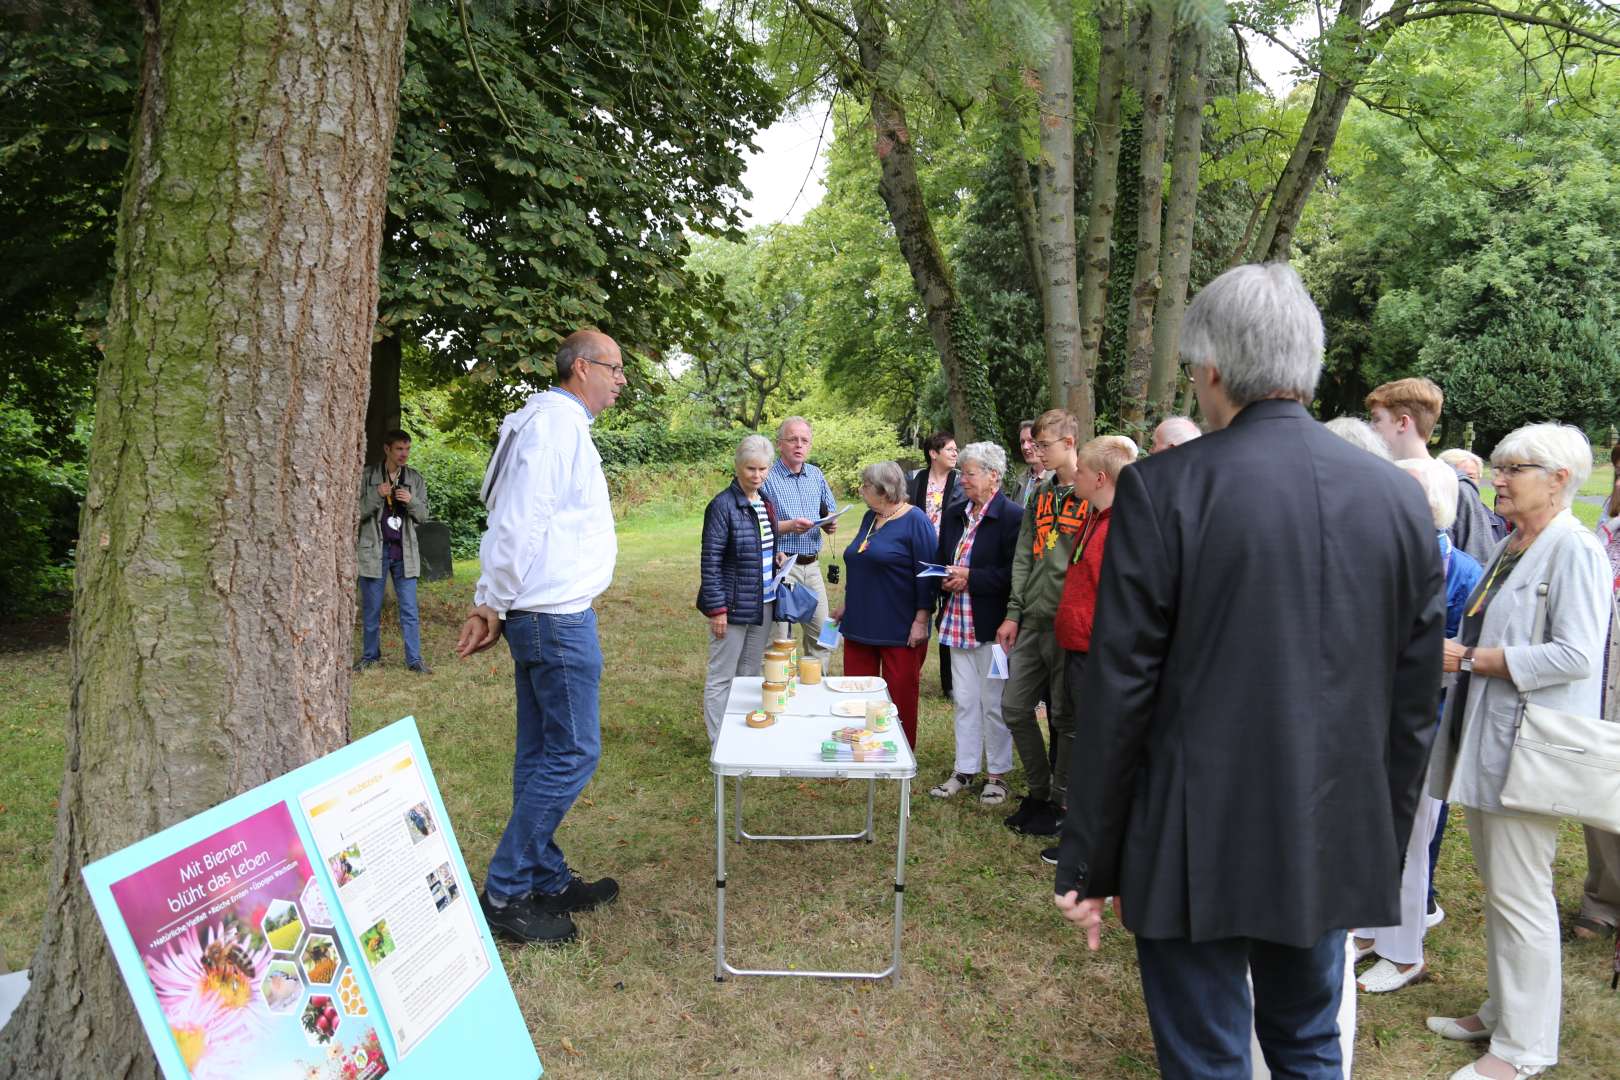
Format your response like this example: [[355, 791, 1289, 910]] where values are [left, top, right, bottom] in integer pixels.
[[1352, 458, 1484, 994], [1425, 423, 1611, 1080], [833, 460, 938, 748], [696, 434, 785, 743], [929, 441, 1024, 802]]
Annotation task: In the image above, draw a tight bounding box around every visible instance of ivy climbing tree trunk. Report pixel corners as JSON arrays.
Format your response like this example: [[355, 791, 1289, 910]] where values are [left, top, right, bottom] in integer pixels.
[[855, 1, 998, 443], [0, 1, 407, 1076], [1034, 0, 1083, 422], [994, 69, 1043, 295], [365, 332, 404, 468], [1074, 0, 1128, 441], [1119, 0, 1174, 432], [1149, 21, 1207, 416]]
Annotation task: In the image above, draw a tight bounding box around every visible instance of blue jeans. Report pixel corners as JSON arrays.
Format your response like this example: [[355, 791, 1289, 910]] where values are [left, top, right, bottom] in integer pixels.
[[1136, 928, 1346, 1080], [485, 609, 603, 902], [359, 556, 421, 667]]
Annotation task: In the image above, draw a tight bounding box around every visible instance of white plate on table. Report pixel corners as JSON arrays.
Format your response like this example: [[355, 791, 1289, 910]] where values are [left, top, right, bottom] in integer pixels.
[[830, 700, 873, 718], [824, 676, 887, 693]]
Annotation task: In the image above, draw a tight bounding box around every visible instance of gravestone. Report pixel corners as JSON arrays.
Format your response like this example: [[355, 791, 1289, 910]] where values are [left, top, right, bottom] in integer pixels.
[[417, 520, 452, 581]]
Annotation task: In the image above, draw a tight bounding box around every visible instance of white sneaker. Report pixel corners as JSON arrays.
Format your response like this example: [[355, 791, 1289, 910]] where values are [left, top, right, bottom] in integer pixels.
[[1427, 901, 1446, 928], [1427, 1015, 1494, 1042], [1357, 958, 1427, 993]]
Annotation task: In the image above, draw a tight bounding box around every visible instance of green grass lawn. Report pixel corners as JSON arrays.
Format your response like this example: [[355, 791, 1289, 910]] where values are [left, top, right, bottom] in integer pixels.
[[3, 507, 1618, 1077]]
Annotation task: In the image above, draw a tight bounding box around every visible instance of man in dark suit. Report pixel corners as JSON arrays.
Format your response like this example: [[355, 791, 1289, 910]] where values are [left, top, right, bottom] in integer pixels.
[[1052, 263, 1444, 1079]]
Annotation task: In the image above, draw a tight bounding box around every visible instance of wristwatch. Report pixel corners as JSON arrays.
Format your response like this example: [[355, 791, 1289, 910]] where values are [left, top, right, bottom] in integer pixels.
[[1460, 647, 1477, 673]]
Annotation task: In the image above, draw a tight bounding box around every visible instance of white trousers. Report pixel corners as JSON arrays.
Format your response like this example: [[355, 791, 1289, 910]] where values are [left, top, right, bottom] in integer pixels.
[[1355, 794, 1443, 965], [770, 560, 831, 666], [1249, 934, 1356, 1079], [1466, 805, 1562, 1069], [703, 602, 773, 744], [948, 644, 1013, 776]]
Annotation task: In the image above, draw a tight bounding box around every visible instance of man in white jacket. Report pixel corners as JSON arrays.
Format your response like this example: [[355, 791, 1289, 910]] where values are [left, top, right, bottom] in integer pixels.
[[457, 329, 625, 946]]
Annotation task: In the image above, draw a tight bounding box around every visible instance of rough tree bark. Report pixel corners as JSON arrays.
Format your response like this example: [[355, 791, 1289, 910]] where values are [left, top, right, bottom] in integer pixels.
[[1074, 0, 1128, 441], [855, 1, 998, 443], [1149, 21, 1208, 416], [1034, 0, 1083, 421], [0, 1, 408, 1076], [1119, 0, 1174, 432]]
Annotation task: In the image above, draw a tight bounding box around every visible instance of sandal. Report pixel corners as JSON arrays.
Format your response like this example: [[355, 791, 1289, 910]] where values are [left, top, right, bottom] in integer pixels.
[[979, 777, 1008, 806], [930, 773, 975, 799], [1571, 915, 1615, 941]]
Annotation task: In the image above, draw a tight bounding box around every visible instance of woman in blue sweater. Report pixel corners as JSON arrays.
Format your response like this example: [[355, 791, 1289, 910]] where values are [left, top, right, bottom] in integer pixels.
[[833, 460, 939, 747]]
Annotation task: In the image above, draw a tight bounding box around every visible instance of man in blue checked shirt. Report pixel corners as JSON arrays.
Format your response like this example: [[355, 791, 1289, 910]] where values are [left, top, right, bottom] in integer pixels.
[[762, 416, 839, 665]]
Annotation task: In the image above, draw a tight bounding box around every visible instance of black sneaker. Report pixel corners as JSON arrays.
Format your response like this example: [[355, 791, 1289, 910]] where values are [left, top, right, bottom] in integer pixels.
[[480, 890, 576, 945], [1040, 845, 1060, 866], [353, 657, 380, 672], [1004, 795, 1041, 832], [1019, 801, 1063, 837], [407, 662, 433, 675], [533, 872, 620, 915]]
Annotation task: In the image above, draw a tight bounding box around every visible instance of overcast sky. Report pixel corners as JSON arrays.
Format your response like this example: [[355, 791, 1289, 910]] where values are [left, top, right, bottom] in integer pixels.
[[733, 33, 1301, 228]]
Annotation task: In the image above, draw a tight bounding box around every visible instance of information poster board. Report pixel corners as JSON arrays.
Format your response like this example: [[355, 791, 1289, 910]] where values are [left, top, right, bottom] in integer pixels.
[[82, 717, 541, 1080]]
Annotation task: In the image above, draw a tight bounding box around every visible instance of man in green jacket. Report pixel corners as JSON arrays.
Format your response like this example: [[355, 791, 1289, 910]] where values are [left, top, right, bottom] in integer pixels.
[[995, 409, 1087, 837], [355, 429, 431, 673]]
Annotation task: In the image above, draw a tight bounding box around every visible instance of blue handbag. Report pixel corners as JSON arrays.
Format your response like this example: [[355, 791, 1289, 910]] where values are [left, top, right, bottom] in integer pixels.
[[775, 579, 819, 624]]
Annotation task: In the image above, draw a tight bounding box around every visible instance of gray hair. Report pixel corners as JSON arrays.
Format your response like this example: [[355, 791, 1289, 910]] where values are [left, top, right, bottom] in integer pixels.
[[1491, 423, 1593, 510], [957, 441, 1007, 478], [555, 333, 613, 380], [1395, 457, 1459, 530], [1324, 417, 1394, 461], [735, 434, 773, 468], [776, 416, 812, 440], [1153, 416, 1202, 448], [1438, 447, 1484, 476], [1180, 263, 1324, 408], [860, 460, 906, 504]]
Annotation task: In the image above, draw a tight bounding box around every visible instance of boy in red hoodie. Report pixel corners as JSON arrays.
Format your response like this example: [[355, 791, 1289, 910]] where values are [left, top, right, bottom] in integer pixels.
[[1043, 435, 1139, 865]]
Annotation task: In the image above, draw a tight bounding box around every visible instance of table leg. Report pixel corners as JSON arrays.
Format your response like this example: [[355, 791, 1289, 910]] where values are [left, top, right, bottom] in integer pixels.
[[889, 777, 910, 986], [733, 775, 743, 844], [865, 779, 876, 842], [715, 772, 727, 982]]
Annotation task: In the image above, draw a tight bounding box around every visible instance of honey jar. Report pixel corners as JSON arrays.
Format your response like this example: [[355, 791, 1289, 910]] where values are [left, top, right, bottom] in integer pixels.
[[763, 641, 793, 684], [762, 680, 790, 714]]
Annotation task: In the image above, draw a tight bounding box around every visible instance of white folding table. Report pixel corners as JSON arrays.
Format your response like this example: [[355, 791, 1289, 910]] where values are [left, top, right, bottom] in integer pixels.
[[710, 676, 916, 984]]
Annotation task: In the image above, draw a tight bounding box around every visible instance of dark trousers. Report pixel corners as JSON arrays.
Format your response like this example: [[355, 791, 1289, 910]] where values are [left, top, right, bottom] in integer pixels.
[[1135, 928, 1346, 1080]]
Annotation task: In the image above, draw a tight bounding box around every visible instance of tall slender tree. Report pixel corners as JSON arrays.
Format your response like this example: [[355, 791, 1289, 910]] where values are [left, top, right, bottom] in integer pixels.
[[1034, 0, 1083, 423], [1149, 20, 1208, 415], [1074, 0, 1128, 439], [0, 1, 408, 1074], [1119, 0, 1174, 430]]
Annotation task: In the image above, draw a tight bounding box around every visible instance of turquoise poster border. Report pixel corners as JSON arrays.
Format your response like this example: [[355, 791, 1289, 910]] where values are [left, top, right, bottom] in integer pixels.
[[81, 716, 542, 1080]]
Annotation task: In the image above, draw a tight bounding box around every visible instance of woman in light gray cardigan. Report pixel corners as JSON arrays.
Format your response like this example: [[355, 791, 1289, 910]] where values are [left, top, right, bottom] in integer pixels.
[[1425, 423, 1610, 1080]]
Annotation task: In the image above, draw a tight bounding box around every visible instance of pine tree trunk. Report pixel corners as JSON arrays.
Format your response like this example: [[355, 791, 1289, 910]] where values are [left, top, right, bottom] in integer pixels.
[[1149, 22, 1207, 417], [0, 2, 407, 1075], [1034, 0, 1082, 422], [1119, 0, 1173, 432], [856, 1, 997, 443], [1074, 0, 1128, 440]]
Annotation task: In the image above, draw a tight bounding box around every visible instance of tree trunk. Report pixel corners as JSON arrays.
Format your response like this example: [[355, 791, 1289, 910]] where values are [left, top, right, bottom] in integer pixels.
[[365, 333, 404, 467], [856, 2, 998, 443], [1149, 21, 1207, 417], [1249, 0, 1412, 262], [994, 70, 1043, 292], [0, 2, 407, 1076], [1034, 0, 1083, 421], [1073, 0, 1128, 440], [1119, 0, 1173, 433]]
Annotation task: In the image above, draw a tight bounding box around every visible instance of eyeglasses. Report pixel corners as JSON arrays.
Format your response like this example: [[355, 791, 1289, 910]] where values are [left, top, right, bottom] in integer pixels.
[[585, 359, 626, 378], [1495, 463, 1548, 477], [1033, 439, 1067, 452]]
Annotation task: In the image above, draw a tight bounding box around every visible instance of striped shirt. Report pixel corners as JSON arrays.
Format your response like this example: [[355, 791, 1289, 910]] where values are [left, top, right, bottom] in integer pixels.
[[751, 497, 777, 602], [762, 459, 836, 557]]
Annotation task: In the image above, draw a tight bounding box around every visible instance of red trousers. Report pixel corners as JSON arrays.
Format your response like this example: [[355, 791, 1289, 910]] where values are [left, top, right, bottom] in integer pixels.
[[843, 638, 928, 748]]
